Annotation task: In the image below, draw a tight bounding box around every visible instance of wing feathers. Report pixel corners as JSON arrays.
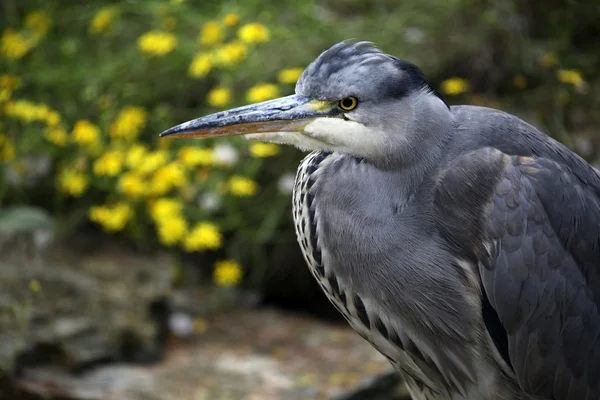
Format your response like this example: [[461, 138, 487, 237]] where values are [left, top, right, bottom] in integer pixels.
[[435, 148, 600, 399]]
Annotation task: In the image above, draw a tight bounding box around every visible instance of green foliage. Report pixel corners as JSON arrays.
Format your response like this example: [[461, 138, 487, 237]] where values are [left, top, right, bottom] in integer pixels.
[[0, 1, 304, 287], [1, 0, 598, 289]]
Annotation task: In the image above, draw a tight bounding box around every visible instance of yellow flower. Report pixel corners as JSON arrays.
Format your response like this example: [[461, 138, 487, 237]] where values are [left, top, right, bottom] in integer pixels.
[[223, 13, 240, 27], [89, 202, 133, 232], [0, 74, 21, 103], [126, 144, 148, 169], [46, 111, 60, 126], [213, 259, 243, 287], [1, 29, 33, 60], [184, 222, 222, 251], [4, 100, 53, 123], [44, 127, 68, 146], [147, 176, 172, 196], [4, 100, 29, 120], [153, 178, 177, 197], [90, 8, 116, 35], [156, 216, 188, 245], [119, 172, 146, 197], [25, 11, 51, 37], [541, 52, 557, 68], [0, 88, 10, 102], [277, 68, 304, 84], [249, 142, 280, 158], [0, 134, 16, 162], [29, 279, 41, 292], [1, 29, 34, 60], [58, 169, 88, 197], [557, 69, 584, 87], [36, 104, 52, 121], [0, 76, 19, 103], [137, 150, 168, 174], [214, 41, 247, 66], [177, 147, 213, 167], [138, 31, 177, 56], [72, 120, 101, 151], [207, 86, 231, 107], [228, 175, 258, 196], [440, 78, 470, 96], [36, 104, 51, 120], [93, 150, 124, 176], [246, 83, 279, 103], [149, 198, 183, 222], [148, 162, 187, 195], [188, 53, 213, 78], [0, 77, 19, 103], [110, 106, 147, 140], [152, 162, 187, 193], [198, 21, 223, 46], [237, 23, 270, 44], [513, 74, 527, 89]]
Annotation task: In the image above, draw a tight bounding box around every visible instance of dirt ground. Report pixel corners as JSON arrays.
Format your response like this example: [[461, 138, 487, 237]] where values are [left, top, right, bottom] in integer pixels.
[[1, 238, 409, 400], [14, 308, 408, 400]]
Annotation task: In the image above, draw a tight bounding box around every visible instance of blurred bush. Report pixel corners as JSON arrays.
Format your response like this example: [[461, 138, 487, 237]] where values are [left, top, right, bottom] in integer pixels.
[[1, 0, 598, 293], [0, 1, 309, 290]]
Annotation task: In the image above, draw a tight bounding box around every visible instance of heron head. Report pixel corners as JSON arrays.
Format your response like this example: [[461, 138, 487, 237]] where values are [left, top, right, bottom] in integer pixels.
[[161, 41, 450, 165]]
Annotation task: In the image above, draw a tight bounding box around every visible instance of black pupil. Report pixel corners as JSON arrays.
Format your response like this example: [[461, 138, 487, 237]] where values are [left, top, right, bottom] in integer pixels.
[[342, 98, 354, 109]]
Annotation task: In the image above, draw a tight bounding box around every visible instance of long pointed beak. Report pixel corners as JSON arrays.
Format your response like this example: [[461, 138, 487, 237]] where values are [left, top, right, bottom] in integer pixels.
[[160, 94, 336, 139]]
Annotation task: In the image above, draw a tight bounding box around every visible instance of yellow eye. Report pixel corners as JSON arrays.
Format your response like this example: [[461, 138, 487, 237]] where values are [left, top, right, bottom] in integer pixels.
[[338, 96, 358, 111]]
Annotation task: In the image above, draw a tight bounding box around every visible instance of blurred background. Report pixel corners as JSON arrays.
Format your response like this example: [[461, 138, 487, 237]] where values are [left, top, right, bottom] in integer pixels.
[[1, 0, 599, 399]]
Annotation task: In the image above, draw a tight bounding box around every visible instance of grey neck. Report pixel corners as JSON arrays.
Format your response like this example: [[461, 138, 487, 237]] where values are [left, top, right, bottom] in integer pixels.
[[368, 93, 454, 196]]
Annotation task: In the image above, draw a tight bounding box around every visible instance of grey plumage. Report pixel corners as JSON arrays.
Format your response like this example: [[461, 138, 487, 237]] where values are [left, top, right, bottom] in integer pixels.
[[161, 40, 600, 400]]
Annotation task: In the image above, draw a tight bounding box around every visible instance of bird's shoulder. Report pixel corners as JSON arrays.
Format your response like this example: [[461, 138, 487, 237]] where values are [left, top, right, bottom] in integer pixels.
[[433, 107, 600, 399], [440, 105, 600, 264], [449, 105, 600, 186]]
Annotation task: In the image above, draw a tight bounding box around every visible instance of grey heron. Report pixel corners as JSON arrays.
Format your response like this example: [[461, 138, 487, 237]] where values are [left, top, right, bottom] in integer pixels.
[[161, 41, 600, 399]]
